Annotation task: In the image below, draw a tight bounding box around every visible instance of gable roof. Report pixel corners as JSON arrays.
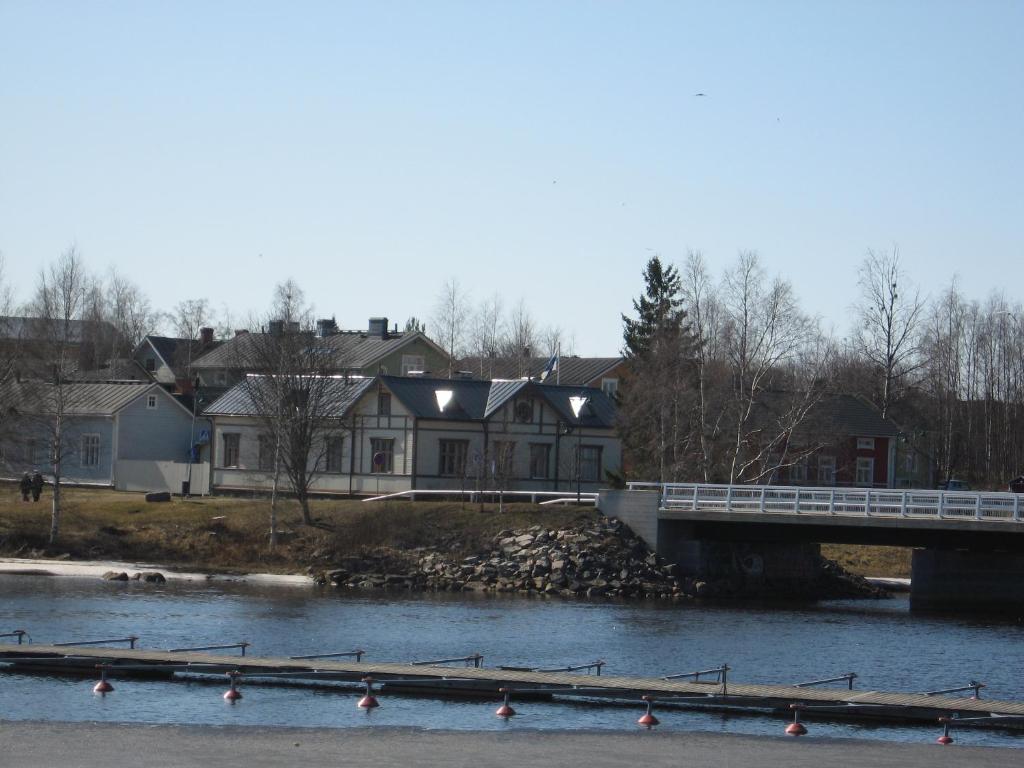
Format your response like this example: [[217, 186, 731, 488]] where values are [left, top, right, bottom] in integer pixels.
[[0, 380, 172, 417], [191, 329, 447, 373], [140, 335, 220, 377], [458, 355, 624, 385], [71, 358, 153, 383], [203, 375, 376, 418], [379, 376, 617, 427]]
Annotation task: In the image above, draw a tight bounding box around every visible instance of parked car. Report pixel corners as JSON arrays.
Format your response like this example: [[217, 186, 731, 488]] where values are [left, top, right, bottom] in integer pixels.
[[938, 479, 971, 491], [1009, 476, 1024, 494]]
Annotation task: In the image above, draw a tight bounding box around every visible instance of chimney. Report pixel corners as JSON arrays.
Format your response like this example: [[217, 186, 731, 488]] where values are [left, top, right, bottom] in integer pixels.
[[368, 317, 388, 338], [199, 327, 214, 346], [234, 329, 249, 337]]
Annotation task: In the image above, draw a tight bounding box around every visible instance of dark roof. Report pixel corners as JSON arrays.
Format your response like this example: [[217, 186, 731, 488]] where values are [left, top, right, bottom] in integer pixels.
[[457, 355, 623, 385], [203, 375, 376, 417], [144, 336, 220, 377], [380, 376, 617, 427], [0, 380, 158, 416], [0, 316, 117, 344], [191, 329, 446, 372], [775, 392, 900, 441], [817, 393, 900, 438], [71, 358, 152, 382]]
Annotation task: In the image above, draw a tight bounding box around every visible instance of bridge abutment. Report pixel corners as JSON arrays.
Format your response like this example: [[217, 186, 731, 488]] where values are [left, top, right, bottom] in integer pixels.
[[911, 549, 1024, 612]]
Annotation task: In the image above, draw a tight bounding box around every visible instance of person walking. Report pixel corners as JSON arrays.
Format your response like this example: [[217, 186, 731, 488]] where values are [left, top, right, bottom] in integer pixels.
[[19, 472, 32, 502], [30, 470, 44, 502]]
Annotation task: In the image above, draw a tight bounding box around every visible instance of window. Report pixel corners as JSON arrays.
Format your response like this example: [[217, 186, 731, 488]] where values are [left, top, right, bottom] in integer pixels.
[[377, 391, 391, 416], [223, 433, 240, 467], [144, 357, 156, 372], [370, 438, 394, 474], [856, 437, 875, 450], [258, 435, 275, 471], [905, 453, 916, 473], [439, 439, 469, 477], [579, 445, 602, 482], [401, 354, 425, 376], [514, 400, 533, 423], [790, 458, 807, 483], [856, 457, 875, 486], [492, 441, 516, 478], [529, 443, 550, 479], [215, 371, 228, 385], [146, 394, 158, 409], [80, 434, 100, 468], [600, 378, 618, 398], [818, 455, 836, 485], [326, 436, 345, 473]]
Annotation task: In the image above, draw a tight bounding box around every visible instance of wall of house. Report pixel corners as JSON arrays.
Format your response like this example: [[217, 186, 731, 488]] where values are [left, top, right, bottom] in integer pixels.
[[372, 338, 449, 377], [116, 389, 204, 463], [4, 416, 116, 484]]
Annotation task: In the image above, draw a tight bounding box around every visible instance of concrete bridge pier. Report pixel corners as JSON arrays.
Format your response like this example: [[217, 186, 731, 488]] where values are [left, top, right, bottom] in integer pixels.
[[911, 549, 1024, 613], [598, 490, 826, 597]]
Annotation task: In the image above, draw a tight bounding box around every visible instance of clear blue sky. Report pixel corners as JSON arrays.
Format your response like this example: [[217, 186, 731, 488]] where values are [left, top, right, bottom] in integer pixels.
[[1, 1, 1021, 354]]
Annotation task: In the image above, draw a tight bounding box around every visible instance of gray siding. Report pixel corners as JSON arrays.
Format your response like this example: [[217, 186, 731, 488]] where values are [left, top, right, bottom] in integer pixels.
[[6, 416, 116, 484], [116, 389, 200, 463]]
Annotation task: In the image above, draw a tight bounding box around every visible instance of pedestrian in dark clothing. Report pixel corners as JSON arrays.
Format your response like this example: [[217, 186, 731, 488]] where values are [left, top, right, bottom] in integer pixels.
[[19, 473, 31, 502], [31, 471, 44, 502]]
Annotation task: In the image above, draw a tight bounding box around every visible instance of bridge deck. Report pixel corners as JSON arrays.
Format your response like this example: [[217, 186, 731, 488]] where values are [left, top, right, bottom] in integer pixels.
[[3, 644, 1023, 723]]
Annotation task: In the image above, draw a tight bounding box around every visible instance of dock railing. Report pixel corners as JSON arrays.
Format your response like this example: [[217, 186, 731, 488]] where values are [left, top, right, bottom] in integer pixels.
[[626, 482, 1024, 523]]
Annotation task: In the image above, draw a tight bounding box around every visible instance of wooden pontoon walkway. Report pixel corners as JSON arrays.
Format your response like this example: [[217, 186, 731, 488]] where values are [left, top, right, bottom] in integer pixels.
[[3, 643, 1024, 728]]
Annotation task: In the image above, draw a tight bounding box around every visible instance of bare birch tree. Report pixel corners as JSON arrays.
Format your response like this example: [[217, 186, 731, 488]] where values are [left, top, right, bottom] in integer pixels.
[[431, 278, 469, 378], [29, 247, 91, 545], [852, 247, 926, 418]]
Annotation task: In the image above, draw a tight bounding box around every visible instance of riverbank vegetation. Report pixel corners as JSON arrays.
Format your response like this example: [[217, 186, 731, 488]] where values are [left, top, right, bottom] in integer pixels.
[[0, 485, 910, 579]]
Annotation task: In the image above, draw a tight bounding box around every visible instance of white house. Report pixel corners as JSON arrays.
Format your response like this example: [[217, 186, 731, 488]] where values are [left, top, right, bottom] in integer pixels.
[[203, 375, 621, 497]]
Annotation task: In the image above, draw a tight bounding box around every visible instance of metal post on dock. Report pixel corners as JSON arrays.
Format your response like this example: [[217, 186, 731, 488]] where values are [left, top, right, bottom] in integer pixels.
[[289, 650, 365, 662], [793, 672, 857, 691], [168, 642, 250, 656], [0, 630, 29, 644], [55, 636, 138, 649]]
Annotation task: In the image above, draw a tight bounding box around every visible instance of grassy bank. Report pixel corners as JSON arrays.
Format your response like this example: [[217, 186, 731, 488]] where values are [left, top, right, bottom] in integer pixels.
[[0, 484, 595, 574], [0, 484, 911, 577]]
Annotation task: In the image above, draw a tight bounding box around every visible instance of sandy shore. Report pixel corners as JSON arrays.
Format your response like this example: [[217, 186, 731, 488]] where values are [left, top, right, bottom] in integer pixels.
[[0, 721, 1010, 768], [0, 557, 314, 586]]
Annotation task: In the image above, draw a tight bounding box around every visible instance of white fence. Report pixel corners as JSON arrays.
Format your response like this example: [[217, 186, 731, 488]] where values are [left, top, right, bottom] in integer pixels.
[[625, 482, 1024, 523], [116, 461, 210, 495]]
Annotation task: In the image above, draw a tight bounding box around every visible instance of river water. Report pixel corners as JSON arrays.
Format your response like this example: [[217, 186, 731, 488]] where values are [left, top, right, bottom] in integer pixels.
[[1, 574, 1022, 748]]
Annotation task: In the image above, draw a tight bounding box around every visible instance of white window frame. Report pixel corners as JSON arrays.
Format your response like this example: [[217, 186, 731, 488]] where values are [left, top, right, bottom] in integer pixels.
[[370, 438, 394, 474], [222, 433, 241, 468], [856, 457, 875, 486], [325, 436, 345, 473], [401, 354, 425, 376], [80, 434, 101, 468], [600, 378, 618, 398], [818, 455, 836, 485], [439, 439, 469, 477], [146, 394, 158, 410], [856, 437, 876, 450], [579, 445, 602, 482]]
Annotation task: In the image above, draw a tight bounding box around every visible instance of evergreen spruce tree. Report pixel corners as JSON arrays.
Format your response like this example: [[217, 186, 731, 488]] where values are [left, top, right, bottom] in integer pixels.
[[619, 256, 698, 482]]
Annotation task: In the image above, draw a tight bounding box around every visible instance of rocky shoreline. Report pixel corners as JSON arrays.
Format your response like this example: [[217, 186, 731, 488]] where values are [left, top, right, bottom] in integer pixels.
[[316, 517, 885, 602]]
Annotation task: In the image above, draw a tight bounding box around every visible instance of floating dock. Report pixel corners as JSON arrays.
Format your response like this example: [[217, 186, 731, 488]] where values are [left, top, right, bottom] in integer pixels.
[[3, 642, 1024, 731]]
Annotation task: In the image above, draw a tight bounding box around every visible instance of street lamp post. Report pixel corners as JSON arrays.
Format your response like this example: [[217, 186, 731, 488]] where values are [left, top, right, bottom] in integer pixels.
[[569, 396, 589, 504]]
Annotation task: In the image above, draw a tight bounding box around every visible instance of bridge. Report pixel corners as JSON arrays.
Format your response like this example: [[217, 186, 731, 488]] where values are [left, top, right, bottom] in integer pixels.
[[598, 483, 1024, 611]]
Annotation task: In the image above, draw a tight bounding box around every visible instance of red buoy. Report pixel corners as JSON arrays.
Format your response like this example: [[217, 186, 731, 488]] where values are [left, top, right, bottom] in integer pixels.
[[786, 703, 807, 736], [358, 677, 379, 709], [637, 695, 659, 728], [937, 718, 954, 745], [93, 667, 114, 695], [495, 688, 516, 718], [224, 672, 243, 702]]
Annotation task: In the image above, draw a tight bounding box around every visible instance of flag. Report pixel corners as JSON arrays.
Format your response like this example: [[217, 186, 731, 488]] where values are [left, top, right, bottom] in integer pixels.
[[540, 351, 558, 382]]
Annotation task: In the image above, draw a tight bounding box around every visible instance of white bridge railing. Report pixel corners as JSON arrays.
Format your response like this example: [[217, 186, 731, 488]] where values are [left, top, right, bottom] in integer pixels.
[[625, 482, 1024, 523]]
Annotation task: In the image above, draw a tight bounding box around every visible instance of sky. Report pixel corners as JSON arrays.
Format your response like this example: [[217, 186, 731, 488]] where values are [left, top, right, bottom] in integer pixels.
[[1, 1, 1021, 355]]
